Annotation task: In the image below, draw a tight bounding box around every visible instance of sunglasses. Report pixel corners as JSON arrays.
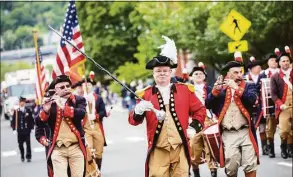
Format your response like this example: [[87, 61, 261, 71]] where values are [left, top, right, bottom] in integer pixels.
[[194, 73, 204, 76], [56, 84, 70, 90]]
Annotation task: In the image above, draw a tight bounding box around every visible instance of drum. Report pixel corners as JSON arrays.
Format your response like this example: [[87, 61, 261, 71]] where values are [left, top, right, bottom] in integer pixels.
[[86, 146, 101, 177], [261, 78, 275, 118], [202, 123, 220, 163]]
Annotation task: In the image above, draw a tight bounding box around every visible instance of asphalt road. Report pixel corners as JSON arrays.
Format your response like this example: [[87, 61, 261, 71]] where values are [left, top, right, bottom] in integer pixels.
[[1, 104, 292, 177]]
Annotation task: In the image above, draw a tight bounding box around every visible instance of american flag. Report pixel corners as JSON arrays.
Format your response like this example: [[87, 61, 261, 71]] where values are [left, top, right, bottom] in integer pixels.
[[35, 41, 49, 103], [52, 0, 85, 81]]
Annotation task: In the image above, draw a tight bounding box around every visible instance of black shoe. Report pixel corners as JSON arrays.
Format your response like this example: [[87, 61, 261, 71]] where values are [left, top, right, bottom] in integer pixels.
[[193, 168, 200, 177], [261, 140, 268, 155], [281, 142, 288, 159], [21, 158, 24, 162], [288, 144, 293, 158], [210, 169, 217, 177], [268, 140, 275, 158], [27, 159, 31, 162]]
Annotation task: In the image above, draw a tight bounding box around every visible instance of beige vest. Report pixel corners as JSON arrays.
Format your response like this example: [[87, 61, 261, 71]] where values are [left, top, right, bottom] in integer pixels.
[[56, 119, 78, 147], [285, 87, 292, 107], [221, 101, 248, 130], [156, 105, 182, 151]]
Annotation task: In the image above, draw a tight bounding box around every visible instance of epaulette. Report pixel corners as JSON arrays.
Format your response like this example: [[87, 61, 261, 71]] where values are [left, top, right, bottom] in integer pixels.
[[135, 85, 151, 99], [177, 82, 195, 92]]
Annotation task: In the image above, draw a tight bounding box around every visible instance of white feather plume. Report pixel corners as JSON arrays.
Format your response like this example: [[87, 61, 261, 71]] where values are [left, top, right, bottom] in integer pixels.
[[158, 35, 177, 64]]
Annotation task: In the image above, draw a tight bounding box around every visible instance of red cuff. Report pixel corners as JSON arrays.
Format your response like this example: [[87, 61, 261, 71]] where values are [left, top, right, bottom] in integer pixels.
[[64, 106, 74, 118], [39, 110, 49, 121], [39, 136, 47, 146], [235, 87, 244, 97], [275, 99, 283, 108], [95, 114, 100, 121], [212, 88, 221, 97]]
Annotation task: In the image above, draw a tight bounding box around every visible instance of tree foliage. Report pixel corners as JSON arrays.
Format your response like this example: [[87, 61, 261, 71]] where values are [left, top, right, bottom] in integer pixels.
[[0, 1, 66, 50], [76, 2, 142, 81], [0, 61, 34, 81]]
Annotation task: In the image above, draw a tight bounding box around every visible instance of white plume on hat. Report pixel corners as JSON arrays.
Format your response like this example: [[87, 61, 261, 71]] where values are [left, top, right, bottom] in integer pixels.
[[158, 35, 178, 64], [250, 56, 256, 62]]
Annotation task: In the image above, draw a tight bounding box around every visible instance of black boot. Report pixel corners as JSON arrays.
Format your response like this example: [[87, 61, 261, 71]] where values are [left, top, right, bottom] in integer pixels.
[[95, 158, 102, 171], [288, 144, 293, 158], [261, 140, 268, 155], [281, 141, 288, 159], [193, 168, 200, 177], [268, 139, 275, 158], [210, 169, 217, 177]]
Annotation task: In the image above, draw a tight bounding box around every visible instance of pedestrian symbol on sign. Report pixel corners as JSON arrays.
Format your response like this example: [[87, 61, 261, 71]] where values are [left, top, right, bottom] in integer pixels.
[[220, 10, 251, 41]]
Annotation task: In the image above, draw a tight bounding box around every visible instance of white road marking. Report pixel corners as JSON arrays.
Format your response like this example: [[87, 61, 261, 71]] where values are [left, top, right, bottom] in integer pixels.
[[1, 150, 17, 157], [33, 147, 45, 152], [277, 162, 292, 167], [124, 136, 145, 142], [106, 139, 114, 145]]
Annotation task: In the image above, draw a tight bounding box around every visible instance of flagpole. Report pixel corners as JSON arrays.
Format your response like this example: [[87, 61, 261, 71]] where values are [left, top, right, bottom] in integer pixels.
[[48, 25, 140, 100], [32, 30, 43, 104]]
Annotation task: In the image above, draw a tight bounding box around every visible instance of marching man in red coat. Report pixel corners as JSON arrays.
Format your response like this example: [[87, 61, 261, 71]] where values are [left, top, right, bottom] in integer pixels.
[[128, 36, 206, 177], [270, 51, 293, 159]]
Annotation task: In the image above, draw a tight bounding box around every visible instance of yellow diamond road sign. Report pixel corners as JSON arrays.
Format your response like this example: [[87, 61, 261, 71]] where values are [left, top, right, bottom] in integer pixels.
[[220, 10, 251, 41], [228, 40, 248, 53]]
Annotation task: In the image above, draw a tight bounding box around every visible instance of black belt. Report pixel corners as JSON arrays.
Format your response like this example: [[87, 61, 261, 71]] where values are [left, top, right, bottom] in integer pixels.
[[223, 125, 249, 131], [56, 142, 79, 147]]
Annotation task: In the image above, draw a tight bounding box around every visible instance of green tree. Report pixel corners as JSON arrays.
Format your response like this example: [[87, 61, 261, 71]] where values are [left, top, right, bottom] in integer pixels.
[[0, 61, 34, 81], [1, 1, 66, 50], [76, 2, 142, 81]]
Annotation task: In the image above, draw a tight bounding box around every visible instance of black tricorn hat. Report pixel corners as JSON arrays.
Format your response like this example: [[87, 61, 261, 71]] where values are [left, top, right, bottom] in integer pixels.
[[79, 78, 97, 86], [53, 75, 72, 88], [222, 61, 244, 72], [44, 81, 56, 97], [19, 96, 26, 102], [189, 62, 206, 76], [247, 56, 265, 69], [265, 53, 277, 62], [276, 52, 292, 63], [71, 80, 83, 89], [146, 55, 177, 70]]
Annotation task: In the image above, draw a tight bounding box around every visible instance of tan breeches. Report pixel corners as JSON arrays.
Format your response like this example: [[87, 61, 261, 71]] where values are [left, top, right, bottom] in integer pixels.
[[189, 132, 217, 169], [222, 129, 258, 176], [51, 144, 84, 177], [265, 116, 277, 139], [85, 127, 104, 159], [148, 145, 189, 177], [278, 108, 293, 144]]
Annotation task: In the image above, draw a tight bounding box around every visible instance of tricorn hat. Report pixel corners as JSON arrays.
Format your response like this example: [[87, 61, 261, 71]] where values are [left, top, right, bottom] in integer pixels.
[[222, 52, 244, 72], [146, 36, 178, 70], [80, 78, 97, 86], [52, 74, 72, 88], [19, 96, 26, 102], [276, 52, 292, 63], [265, 53, 277, 62], [189, 62, 207, 76], [247, 56, 265, 69]]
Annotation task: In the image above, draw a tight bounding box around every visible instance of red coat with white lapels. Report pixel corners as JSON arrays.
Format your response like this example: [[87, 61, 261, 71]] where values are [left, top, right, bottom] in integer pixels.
[[128, 82, 206, 177]]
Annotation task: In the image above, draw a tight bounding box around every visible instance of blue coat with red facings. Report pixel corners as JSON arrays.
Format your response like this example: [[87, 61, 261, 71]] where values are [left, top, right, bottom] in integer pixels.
[[36, 94, 87, 177], [205, 80, 260, 167]]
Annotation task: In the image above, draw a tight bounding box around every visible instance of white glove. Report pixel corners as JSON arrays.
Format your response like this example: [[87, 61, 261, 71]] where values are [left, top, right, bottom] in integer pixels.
[[134, 100, 154, 115], [88, 114, 96, 121], [13, 130, 17, 135], [154, 109, 166, 121], [225, 79, 239, 90], [280, 104, 288, 110], [187, 126, 196, 139]]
